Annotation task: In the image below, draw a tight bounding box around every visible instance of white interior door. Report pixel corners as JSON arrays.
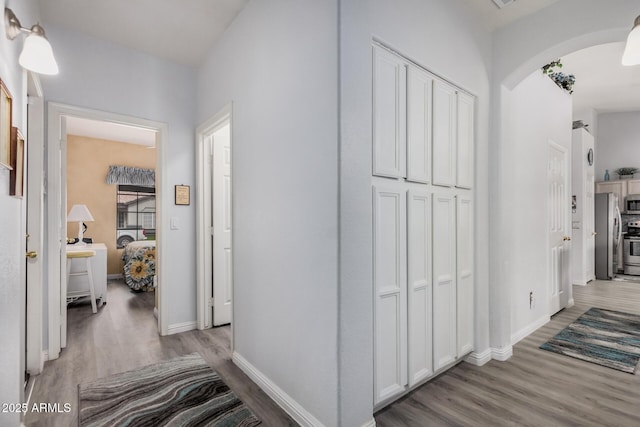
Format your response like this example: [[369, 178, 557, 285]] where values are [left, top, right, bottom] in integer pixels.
[[26, 76, 45, 376], [548, 141, 570, 315], [585, 169, 595, 281], [212, 122, 232, 326]]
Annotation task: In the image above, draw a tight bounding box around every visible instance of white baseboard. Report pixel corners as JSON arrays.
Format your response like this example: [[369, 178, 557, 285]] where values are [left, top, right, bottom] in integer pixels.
[[166, 321, 196, 335], [361, 418, 377, 427], [107, 274, 124, 280], [464, 348, 492, 366], [491, 345, 513, 361], [567, 298, 575, 308], [233, 351, 325, 427], [42, 351, 49, 362], [511, 315, 550, 345]]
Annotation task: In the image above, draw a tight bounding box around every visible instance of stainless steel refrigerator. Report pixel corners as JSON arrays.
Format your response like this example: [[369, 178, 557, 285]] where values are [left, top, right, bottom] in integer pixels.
[[595, 192, 621, 279]]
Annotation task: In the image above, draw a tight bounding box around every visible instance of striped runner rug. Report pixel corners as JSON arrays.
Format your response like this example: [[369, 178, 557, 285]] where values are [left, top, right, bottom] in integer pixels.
[[540, 307, 640, 374], [78, 353, 261, 426]]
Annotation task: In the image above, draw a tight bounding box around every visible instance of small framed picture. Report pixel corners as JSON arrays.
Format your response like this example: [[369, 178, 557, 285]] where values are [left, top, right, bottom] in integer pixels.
[[175, 185, 190, 205], [0, 79, 13, 169], [9, 127, 24, 198]]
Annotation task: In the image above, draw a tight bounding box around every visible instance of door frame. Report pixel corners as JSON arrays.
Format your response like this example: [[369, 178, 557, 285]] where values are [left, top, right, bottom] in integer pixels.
[[25, 71, 45, 375], [195, 103, 233, 332], [46, 102, 169, 359]]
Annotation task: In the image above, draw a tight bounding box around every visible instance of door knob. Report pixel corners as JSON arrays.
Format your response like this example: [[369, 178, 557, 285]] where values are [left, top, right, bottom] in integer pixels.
[[563, 236, 571, 241], [592, 232, 597, 236], [25, 251, 37, 259]]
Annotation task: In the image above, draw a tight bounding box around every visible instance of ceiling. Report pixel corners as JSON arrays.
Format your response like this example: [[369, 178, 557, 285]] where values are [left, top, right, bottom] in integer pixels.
[[40, 0, 640, 143], [561, 42, 640, 114], [37, 0, 250, 67], [66, 116, 156, 147]]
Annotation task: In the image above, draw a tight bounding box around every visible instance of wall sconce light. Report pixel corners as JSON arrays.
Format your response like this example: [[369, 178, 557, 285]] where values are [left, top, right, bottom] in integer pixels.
[[622, 15, 640, 66], [4, 7, 59, 75]]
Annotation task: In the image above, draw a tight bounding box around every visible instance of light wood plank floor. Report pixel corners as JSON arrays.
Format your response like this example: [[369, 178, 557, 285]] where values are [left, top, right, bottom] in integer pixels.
[[376, 279, 640, 426], [25, 280, 297, 426]]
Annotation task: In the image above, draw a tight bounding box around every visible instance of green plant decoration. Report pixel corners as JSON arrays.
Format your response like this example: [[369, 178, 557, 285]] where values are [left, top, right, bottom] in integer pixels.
[[542, 59, 575, 94]]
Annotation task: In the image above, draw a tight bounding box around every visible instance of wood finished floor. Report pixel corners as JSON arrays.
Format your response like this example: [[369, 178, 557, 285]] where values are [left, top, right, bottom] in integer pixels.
[[25, 280, 297, 427], [376, 279, 640, 427]]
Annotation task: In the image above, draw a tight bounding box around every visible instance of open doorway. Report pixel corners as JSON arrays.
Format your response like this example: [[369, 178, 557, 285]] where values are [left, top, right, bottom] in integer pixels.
[[46, 103, 169, 360]]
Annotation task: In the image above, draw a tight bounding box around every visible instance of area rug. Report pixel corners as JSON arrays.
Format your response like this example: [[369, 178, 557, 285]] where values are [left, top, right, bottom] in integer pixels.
[[78, 353, 261, 426], [540, 307, 640, 374]]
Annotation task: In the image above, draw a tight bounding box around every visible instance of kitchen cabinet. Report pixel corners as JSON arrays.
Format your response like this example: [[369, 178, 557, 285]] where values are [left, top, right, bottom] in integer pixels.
[[571, 129, 595, 285], [595, 180, 626, 213], [372, 44, 475, 407], [626, 179, 640, 196]]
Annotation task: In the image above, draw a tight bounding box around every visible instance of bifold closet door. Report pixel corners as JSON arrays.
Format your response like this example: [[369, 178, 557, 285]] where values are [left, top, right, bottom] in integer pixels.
[[456, 92, 474, 189], [373, 46, 406, 178], [432, 193, 457, 371], [432, 80, 456, 187], [407, 190, 433, 386], [407, 66, 432, 184], [456, 195, 474, 356], [373, 185, 407, 404]]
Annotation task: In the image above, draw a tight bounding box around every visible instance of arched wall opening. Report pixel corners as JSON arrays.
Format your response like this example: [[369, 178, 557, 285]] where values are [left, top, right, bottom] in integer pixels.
[[488, 0, 637, 355]]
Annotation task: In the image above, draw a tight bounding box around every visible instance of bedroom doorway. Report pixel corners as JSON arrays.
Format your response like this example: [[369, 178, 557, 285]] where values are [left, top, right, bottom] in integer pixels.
[[46, 103, 168, 359], [196, 104, 233, 330]]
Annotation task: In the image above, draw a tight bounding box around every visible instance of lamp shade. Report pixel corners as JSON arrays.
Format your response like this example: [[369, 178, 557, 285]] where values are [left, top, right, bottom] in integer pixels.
[[622, 16, 640, 66], [18, 25, 59, 75], [67, 204, 95, 222]]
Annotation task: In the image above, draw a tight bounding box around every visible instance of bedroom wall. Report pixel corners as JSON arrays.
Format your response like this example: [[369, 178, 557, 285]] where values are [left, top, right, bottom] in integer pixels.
[[196, 0, 339, 425], [66, 135, 157, 275], [339, 0, 492, 424], [40, 26, 197, 330], [0, 1, 41, 423]]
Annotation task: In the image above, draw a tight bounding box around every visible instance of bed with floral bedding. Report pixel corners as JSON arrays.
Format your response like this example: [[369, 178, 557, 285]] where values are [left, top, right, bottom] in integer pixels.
[[122, 240, 156, 291]]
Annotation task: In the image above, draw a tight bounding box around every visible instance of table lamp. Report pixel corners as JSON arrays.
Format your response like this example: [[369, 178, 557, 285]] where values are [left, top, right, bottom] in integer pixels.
[[67, 204, 95, 245]]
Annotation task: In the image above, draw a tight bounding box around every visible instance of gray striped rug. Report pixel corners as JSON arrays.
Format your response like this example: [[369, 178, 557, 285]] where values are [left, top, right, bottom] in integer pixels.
[[540, 307, 640, 374], [79, 353, 261, 426]]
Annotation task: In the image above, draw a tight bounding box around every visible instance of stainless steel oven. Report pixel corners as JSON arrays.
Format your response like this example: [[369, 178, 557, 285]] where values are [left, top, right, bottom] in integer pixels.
[[626, 194, 640, 214], [624, 221, 640, 275]]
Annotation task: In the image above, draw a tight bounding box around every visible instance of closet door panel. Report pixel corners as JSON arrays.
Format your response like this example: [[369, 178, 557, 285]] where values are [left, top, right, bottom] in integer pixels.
[[373, 186, 407, 404], [457, 195, 474, 356], [456, 92, 474, 189], [407, 66, 432, 184], [432, 80, 456, 187], [407, 190, 433, 385], [373, 46, 406, 178], [432, 193, 457, 370]]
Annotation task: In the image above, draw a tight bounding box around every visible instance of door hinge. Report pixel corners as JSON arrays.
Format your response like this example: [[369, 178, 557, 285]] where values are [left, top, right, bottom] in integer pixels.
[[208, 297, 215, 307], [208, 226, 214, 236]]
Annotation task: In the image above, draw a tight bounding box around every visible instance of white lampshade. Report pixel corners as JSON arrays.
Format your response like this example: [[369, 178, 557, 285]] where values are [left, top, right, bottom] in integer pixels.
[[622, 16, 640, 66], [18, 25, 59, 75], [67, 204, 95, 222]]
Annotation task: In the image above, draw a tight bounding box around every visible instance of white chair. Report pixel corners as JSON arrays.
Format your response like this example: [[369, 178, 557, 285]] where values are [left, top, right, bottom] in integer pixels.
[[66, 250, 98, 313]]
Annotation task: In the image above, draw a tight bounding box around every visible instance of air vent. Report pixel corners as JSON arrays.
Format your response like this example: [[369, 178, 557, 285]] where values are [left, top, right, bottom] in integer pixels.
[[492, 0, 516, 8]]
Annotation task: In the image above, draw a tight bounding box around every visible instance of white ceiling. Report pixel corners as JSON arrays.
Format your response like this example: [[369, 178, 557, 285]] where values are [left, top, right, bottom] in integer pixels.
[[459, 0, 561, 31], [37, 0, 250, 67], [66, 116, 156, 147], [561, 42, 640, 114], [41, 0, 640, 141]]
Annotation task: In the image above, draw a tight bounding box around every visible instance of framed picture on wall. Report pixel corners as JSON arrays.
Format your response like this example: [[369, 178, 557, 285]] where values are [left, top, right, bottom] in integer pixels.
[[175, 185, 190, 205], [0, 79, 13, 170], [10, 127, 24, 198]]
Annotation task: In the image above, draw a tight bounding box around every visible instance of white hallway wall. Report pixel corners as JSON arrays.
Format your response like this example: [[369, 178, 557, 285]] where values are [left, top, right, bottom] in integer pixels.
[[196, 0, 340, 425], [595, 112, 640, 183], [508, 70, 572, 341], [41, 26, 197, 331]]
